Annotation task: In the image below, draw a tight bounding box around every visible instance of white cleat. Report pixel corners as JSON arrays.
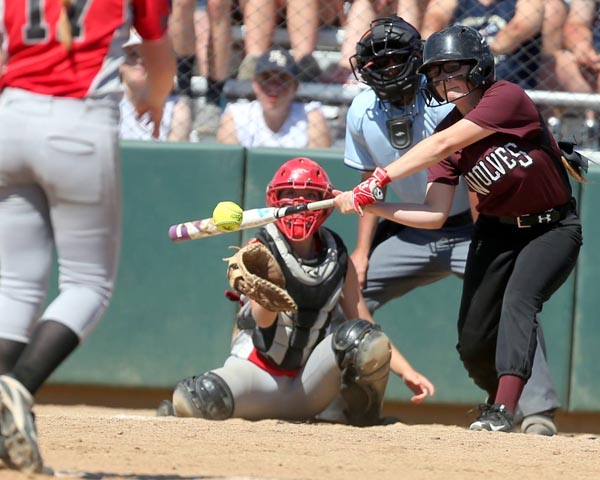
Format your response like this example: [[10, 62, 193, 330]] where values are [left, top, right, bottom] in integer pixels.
[[0, 375, 43, 472]]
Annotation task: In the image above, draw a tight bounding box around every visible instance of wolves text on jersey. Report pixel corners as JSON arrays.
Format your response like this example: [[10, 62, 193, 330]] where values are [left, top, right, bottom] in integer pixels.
[[464, 143, 534, 195]]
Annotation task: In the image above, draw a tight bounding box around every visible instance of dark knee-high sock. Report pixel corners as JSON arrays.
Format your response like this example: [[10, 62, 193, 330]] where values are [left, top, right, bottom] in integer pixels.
[[11, 320, 79, 395], [494, 374, 526, 415], [176, 55, 196, 97], [206, 78, 225, 106], [0, 339, 27, 374]]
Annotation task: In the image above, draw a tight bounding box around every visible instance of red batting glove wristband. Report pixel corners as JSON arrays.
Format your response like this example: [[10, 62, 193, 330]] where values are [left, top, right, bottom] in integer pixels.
[[372, 167, 392, 187], [351, 167, 391, 215]]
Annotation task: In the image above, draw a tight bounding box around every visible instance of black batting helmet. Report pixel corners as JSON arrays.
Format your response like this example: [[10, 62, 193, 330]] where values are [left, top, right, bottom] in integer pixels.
[[350, 15, 423, 107], [417, 25, 495, 105]]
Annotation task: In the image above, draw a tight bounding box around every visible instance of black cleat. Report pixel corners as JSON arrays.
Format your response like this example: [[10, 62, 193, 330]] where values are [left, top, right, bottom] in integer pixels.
[[470, 403, 514, 433]]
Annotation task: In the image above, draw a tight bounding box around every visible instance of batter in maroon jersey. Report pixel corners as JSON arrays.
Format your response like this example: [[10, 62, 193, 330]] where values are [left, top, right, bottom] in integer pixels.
[[0, 0, 174, 472], [429, 81, 571, 217], [334, 25, 585, 433]]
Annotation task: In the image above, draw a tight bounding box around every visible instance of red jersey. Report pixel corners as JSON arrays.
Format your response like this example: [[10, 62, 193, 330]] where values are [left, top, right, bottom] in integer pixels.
[[0, 0, 170, 98], [427, 81, 570, 217]]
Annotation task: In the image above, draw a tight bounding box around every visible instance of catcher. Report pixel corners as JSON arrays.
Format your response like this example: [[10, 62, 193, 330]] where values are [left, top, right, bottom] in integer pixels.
[[164, 157, 434, 425]]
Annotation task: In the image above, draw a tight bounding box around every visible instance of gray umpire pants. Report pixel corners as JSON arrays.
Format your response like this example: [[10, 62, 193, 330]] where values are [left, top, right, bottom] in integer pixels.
[[363, 218, 560, 418]]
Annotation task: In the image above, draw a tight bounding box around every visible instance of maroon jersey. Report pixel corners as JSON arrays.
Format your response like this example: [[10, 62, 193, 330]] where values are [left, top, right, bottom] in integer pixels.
[[427, 81, 570, 217], [0, 0, 170, 98]]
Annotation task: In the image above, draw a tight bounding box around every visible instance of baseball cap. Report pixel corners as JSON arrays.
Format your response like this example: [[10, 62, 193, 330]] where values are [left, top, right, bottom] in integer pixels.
[[254, 48, 299, 79]]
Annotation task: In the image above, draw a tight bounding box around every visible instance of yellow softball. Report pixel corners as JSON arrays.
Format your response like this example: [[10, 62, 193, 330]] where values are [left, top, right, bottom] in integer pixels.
[[212, 201, 243, 232]]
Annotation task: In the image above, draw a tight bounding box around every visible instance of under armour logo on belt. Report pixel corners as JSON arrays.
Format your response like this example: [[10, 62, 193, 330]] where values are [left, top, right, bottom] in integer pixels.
[[538, 213, 553, 223]]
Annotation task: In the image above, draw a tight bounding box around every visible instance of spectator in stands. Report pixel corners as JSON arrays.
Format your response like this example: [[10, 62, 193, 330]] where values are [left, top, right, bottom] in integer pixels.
[[321, 0, 430, 84], [193, 0, 210, 78], [563, 0, 600, 76], [217, 47, 332, 147], [562, 0, 600, 146], [169, 0, 197, 97], [420, 0, 544, 90], [169, 0, 233, 135], [396, 0, 429, 31], [237, 0, 347, 82], [119, 30, 193, 142], [537, 0, 568, 92], [532, 0, 595, 142]]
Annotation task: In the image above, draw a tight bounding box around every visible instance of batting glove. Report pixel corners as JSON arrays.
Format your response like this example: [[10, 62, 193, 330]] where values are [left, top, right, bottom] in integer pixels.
[[352, 167, 391, 215]]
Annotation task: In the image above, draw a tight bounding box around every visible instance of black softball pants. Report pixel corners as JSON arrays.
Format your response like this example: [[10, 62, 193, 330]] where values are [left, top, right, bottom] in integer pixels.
[[456, 211, 582, 395]]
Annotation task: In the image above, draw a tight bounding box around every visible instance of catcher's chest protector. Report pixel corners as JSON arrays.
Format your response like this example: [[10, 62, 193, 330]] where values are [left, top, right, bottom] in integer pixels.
[[252, 224, 348, 370]]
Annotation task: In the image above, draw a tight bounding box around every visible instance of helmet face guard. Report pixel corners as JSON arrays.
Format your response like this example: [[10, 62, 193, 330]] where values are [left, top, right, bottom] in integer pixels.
[[417, 25, 495, 106], [266, 157, 334, 242], [350, 15, 423, 106]]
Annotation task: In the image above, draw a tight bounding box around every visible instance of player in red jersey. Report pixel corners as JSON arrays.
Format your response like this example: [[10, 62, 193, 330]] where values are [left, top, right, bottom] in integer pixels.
[[0, 0, 174, 472], [334, 25, 585, 433]]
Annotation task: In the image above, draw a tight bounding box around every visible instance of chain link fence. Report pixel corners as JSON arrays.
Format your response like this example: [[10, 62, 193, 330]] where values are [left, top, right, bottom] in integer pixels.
[[120, 0, 600, 149]]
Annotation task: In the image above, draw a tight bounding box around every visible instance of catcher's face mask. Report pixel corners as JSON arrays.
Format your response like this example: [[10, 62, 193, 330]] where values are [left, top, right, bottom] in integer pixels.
[[273, 190, 327, 242], [266, 157, 334, 242]]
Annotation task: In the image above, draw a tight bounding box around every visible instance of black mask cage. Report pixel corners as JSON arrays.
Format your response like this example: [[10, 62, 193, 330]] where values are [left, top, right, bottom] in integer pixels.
[[350, 15, 423, 106]]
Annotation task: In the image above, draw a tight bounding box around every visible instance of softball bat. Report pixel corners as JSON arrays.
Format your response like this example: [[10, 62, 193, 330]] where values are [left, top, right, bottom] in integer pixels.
[[168, 198, 335, 242]]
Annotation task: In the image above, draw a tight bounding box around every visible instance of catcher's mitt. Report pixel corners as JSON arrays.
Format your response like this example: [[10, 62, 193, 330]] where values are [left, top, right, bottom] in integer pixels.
[[225, 243, 298, 312]]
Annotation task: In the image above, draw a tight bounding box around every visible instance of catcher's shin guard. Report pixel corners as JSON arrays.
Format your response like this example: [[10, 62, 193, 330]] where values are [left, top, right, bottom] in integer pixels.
[[332, 319, 391, 426], [172, 372, 234, 420]]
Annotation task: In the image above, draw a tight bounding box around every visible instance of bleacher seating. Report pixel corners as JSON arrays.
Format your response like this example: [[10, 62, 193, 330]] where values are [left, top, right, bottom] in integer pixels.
[[189, 25, 600, 149]]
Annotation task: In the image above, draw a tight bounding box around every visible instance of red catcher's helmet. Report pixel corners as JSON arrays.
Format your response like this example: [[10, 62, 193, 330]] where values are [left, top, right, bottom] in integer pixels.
[[266, 157, 334, 241]]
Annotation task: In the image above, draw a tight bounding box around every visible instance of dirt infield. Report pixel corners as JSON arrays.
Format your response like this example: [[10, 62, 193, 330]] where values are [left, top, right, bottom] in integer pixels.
[[0, 404, 599, 480]]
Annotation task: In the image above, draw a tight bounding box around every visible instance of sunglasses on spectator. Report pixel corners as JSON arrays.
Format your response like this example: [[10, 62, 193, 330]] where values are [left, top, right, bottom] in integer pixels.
[[425, 61, 467, 78]]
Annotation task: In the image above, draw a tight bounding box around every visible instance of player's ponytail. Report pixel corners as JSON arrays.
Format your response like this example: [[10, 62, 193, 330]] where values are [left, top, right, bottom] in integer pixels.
[[559, 142, 588, 184], [561, 156, 586, 184], [57, 0, 73, 51], [538, 110, 589, 186]]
